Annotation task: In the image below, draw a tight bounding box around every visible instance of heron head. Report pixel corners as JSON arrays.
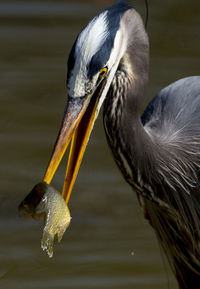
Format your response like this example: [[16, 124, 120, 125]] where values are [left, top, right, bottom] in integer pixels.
[[67, 0, 131, 107], [43, 1, 133, 202]]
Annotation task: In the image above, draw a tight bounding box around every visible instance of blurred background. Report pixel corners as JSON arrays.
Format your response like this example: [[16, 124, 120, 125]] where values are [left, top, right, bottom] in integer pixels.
[[0, 0, 199, 288]]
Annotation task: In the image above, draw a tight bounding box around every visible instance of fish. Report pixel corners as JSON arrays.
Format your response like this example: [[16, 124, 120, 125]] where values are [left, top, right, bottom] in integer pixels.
[[19, 182, 47, 221], [18, 182, 71, 258]]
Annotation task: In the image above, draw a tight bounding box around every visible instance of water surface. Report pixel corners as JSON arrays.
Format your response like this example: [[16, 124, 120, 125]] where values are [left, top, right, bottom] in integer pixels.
[[0, 1, 200, 288]]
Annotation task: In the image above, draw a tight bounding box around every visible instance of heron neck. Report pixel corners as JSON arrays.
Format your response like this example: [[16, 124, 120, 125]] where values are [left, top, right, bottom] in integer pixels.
[[120, 91, 155, 181], [103, 20, 151, 186], [128, 76, 156, 160], [103, 68, 155, 188]]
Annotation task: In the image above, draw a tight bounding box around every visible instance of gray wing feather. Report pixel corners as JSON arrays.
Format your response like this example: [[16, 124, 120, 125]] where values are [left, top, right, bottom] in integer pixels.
[[141, 76, 200, 280], [142, 76, 200, 137]]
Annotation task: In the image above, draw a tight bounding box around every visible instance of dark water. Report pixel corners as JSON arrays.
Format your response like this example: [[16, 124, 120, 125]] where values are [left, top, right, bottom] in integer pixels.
[[0, 1, 200, 288]]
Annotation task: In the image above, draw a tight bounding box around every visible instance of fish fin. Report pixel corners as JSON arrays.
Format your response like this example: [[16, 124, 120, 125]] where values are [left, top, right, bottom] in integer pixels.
[[41, 229, 54, 258], [57, 219, 71, 242]]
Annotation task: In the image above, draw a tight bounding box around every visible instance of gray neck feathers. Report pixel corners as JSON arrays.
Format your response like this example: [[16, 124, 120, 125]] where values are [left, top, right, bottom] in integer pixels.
[[103, 8, 150, 184]]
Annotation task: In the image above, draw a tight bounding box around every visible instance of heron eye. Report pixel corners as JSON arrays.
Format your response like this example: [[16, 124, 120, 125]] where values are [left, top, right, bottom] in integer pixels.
[[99, 67, 108, 78]]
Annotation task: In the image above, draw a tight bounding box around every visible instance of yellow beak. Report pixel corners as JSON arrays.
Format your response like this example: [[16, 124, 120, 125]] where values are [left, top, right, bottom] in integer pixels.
[[43, 82, 105, 204]]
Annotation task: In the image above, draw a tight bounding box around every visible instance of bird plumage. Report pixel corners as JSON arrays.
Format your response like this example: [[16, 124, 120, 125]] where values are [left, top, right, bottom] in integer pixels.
[[100, 3, 200, 288], [141, 77, 200, 287], [42, 0, 200, 287]]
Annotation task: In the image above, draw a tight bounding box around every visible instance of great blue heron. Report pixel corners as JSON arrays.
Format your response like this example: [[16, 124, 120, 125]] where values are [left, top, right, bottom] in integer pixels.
[[40, 0, 200, 288]]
